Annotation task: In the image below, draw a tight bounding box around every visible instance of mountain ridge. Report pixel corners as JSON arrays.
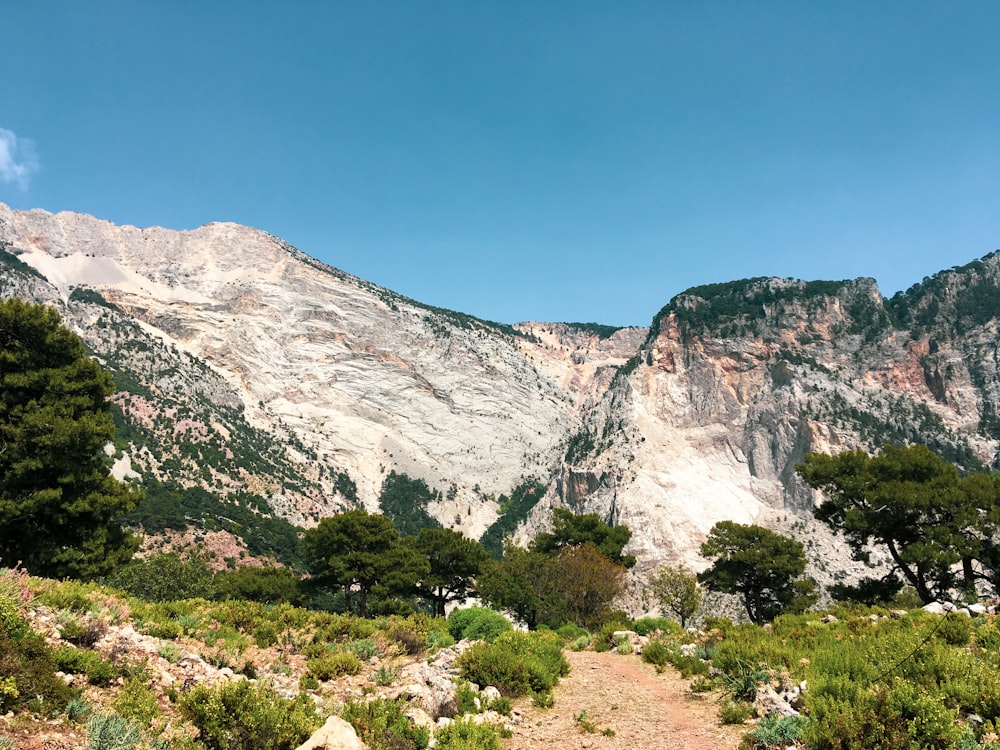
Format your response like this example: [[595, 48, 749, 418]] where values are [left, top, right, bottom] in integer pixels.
[[3, 201, 999, 578]]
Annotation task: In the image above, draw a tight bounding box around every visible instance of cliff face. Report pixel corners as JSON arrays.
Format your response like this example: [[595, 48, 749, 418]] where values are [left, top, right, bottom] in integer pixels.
[[543, 271, 1000, 571], [3, 202, 1000, 571]]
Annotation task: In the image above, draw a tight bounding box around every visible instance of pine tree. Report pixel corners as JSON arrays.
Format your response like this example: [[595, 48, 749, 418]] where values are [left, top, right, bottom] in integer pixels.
[[0, 298, 141, 579]]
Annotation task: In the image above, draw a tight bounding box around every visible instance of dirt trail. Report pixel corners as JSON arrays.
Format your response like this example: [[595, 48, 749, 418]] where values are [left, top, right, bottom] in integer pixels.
[[504, 650, 745, 750]]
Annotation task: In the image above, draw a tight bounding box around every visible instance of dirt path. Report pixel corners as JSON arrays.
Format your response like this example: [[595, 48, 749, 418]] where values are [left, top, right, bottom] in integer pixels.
[[504, 650, 745, 750]]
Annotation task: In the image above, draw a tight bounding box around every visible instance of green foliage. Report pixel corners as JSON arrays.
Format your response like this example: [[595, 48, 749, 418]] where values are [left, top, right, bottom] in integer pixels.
[[718, 699, 754, 725], [69, 286, 120, 311], [306, 650, 363, 680], [448, 606, 512, 642], [301, 509, 429, 617], [0, 298, 141, 579], [632, 617, 682, 637], [561, 322, 624, 339], [214, 565, 304, 605], [476, 547, 558, 630], [112, 674, 160, 725], [743, 715, 804, 749], [798, 444, 1000, 602], [52, 645, 118, 685], [457, 630, 568, 698], [86, 712, 143, 750], [106, 552, 216, 602], [935, 612, 972, 646], [0, 628, 71, 713], [699, 521, 811, 624], [378, 471, 443, 537], [564, 430, 596, 465], [648, 564, 702, 627], [434, 718, 504, 750], [479, 479, 546, 560], [530, 508, 636, 568], [178, 679, 318, 750], [341, 698, 430, 750], [126, 479, 302, 565], [411, 528, 489, 617]]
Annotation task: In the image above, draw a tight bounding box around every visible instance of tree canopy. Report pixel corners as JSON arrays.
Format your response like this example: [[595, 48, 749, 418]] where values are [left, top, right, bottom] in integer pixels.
[[797, 443, 1000, 603], [409, 527, 489, 616], [301, 509, 428, 617], [648, 564, 702, 628], [699, 521, 813, 624], [529, 507, 636, 568], [0, 298, 141, 579]]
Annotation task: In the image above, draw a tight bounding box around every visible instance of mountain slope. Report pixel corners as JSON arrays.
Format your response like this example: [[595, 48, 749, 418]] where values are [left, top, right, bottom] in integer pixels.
[[3, 202, 1000, 573]]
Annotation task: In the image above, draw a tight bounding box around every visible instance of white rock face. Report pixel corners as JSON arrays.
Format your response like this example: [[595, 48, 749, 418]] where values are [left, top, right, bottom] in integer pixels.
[[3, 204, 997, 574]]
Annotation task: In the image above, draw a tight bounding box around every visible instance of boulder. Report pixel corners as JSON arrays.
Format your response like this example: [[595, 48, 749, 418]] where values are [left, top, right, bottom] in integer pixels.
[[293, 716, 367, 750]]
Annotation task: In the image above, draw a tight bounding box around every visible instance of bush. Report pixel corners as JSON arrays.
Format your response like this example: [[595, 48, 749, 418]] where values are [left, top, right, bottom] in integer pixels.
[[742, 715, 804, 749], [457, 631, 568, 698], [341, 698, 430, 750], [434, 718, 504, 750], [632, 616, 683, 637], [112, 675, 159, 725], [178, 679, 318, 750], [448, 607, 512, 643], [0, 630, 71, 713], [52, 645, 118, 686], [719, 699, 754, 725], [307, 650, 362, 680], [936, 612, 972, 646], [106, 552, 216, 602]]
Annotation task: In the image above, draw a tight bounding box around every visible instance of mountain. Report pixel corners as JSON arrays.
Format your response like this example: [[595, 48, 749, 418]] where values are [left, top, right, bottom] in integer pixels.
[[3, 202, 999, 574]]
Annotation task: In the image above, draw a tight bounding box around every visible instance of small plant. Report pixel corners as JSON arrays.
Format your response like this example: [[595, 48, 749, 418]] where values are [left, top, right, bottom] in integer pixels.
[[616, 638, 634, 655], [179, 679, 318, 750], [307, 650, 362, 680], [86, 712, 143, 750], [113, 675, 160, 725], [743, 715, 804, 749], [575, 710, 599, 733], [690, 676, 714, 693], [532, 690, 555, 708], [375, 665, 401, 687], [156, 643, 180, 663], [566, 634, 591, 651], [719, 660, 771, 702], [346, 638, 381, 660], [434, 717, 504, 750], [67, 696, 92, 722], [718, 699, 754, 725], [936, 612, 973, 646], [341, 697, 430, 750]]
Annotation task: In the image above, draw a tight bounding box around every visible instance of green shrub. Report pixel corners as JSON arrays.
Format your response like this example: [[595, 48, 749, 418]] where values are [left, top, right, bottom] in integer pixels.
[[632, 617, 682, 637], [593, 618, 631, 652], [936, 612, 972, 646], [743, 715, 804, 749], [641, 639, 672, 669], [457, 631, 568, 698], [434, 718, 504, 750], [0, 628, 71, 714], [52, 645, 117, 686], [106, 552, 216, 602], [719, 699, 754, 725], [307, 650, 362, 680], [178, 679, 318, 750], [112, 675, 159, 725], [566, 635, 591, 651], [86, 712, 143, 750], [341, 698, 430, 750], [719, 660, 771, 702], [448, 607, 512, 643], [555, 623, 589, 642], [346, 638, 381, 660], [375, 665, 401, 686], [253, 622, 279, 648]]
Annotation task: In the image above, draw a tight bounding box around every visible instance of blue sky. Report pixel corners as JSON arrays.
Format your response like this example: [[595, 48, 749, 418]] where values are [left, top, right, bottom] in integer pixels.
[[2, 2, 999, 327]]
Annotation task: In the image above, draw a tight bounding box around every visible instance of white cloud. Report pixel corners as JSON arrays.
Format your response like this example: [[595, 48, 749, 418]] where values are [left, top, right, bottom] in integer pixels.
[[0, 128, 40, 190]]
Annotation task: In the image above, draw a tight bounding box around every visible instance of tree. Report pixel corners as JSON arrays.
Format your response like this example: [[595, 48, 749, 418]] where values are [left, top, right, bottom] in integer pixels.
[[410, 527, 489, 617], [649, 564, 702, 628], [106, 552, 216, 602], [0, 298, 141, 579], [214, 565, 305, 605], [553, 542, 626, 630], [530, 508, 636, 568], [699, 521, 812, 625], [378, 471, 442, 537], [477, 546, 563, 630], [301, 509, 428, 617], [797, 444, 985, 604]]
